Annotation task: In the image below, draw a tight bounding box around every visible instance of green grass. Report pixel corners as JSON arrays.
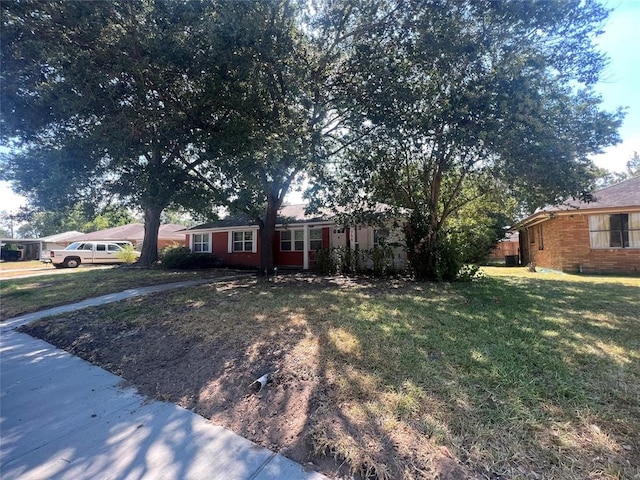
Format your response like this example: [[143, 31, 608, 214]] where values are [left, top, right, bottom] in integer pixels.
[[17, 268, 640, 479], [300, 271, 639, 478], [0, 267, 235, 320]]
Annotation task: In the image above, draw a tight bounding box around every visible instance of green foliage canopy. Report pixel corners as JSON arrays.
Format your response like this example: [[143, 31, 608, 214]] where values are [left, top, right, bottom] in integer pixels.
[[332, 0, 623, 279], [1, 0, 251, 263]]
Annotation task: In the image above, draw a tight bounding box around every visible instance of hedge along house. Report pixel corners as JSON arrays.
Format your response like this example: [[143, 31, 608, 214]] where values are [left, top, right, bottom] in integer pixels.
[[517, 176, 640, 274], [184, 204, 407, 271]]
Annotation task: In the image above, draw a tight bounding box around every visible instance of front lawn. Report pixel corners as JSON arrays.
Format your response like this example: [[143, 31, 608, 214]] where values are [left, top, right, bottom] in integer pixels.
[[0, 267, 240, 320], [19, 268, 640, 479]]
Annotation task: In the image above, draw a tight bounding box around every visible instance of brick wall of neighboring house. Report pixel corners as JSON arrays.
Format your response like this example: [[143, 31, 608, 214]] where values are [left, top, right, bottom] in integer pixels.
[[525, 214, 640, 273], [157, 238, 186, 250]]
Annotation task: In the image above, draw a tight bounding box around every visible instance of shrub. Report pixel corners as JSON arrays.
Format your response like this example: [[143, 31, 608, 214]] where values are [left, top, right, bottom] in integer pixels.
[[456, 264, 484, 282], [433, 235, 463, 281], [316, 248, 338, 275], [159, 243, 190, 260], [117, 244, 140, 264], [370, 245, 396, 277], [316, 246, 403, 277], [161, 246, 221, 270]]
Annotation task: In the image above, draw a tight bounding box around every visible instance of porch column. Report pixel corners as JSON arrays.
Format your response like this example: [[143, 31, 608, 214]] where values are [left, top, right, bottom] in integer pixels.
[[303, 223, 310, 270]]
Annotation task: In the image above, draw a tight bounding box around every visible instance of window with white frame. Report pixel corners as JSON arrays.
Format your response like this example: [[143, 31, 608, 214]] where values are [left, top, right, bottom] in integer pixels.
[[193, 233, 210, 252], [280, 230, 291, 251], [280, 230, 304, 251], [310, 228, 323, 251], [232, 231, 253, 252], [589, 213, 640, 248], [373, 228, 389, 247]]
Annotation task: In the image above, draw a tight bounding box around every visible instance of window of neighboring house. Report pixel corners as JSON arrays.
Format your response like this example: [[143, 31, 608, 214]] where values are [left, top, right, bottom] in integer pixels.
[[589, 213, 640, 248], [538, 224, 544, 250], [374, 228, 389, 248], [280, 230, 304, 251], [310, 228, 323, 251], [233, 231, 253, 252], [610, 214, 629, 248], [193, 233, 210, 253], [529, 227, 535, 244]]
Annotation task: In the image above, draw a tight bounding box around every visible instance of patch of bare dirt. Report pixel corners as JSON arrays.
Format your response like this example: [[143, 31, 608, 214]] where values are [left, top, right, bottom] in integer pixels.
[[19, 274, 473, 480]]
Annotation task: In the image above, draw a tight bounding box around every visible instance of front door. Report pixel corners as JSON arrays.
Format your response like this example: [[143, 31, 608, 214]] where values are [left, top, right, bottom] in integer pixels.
[[331, 227, 347, 248]]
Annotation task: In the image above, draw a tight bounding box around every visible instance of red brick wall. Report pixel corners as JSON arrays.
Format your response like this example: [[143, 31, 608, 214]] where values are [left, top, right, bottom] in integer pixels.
[[211, 231, 261, 267], [273, 230, 304, 267], [525, 215, 640, 274], [272, 227, 331, 268], [211, 232, 227, 258]]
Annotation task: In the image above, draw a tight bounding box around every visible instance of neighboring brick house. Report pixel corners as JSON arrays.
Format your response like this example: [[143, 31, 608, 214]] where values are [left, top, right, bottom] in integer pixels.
[[517, 176, 640, 274], [77, 223, 187, 250], [184, 204, 407, 270]]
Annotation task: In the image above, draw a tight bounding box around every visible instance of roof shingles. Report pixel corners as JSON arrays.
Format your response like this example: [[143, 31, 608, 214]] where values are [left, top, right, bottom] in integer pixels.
[[547, 176, 640, 212], [186, 204, 331, 231], [518, 176, 640, 227]]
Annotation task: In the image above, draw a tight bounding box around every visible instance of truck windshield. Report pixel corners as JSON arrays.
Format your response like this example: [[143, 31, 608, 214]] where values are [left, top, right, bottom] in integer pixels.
[[64, 242, 82, 250]]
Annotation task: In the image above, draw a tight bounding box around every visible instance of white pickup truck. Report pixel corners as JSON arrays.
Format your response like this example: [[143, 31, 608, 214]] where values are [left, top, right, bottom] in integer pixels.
[[46, 241, 139, 268]]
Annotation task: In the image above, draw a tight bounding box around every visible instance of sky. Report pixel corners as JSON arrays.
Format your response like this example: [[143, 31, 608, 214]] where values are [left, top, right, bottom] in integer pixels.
[[590, 0, 640, 171], [1, 0, 639, 214]]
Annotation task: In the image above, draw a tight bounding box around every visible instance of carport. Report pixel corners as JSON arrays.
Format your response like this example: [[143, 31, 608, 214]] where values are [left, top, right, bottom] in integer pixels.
[[0, 238, 43, 261], [1, 232, 82, 262]]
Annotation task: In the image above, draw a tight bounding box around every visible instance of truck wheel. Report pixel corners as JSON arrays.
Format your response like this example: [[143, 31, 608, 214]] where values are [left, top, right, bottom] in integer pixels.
[[64, 257, 81, 268]]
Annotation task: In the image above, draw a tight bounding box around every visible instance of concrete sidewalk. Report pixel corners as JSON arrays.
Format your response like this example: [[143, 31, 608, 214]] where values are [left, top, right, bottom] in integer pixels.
[[0, 277, 328, 480]]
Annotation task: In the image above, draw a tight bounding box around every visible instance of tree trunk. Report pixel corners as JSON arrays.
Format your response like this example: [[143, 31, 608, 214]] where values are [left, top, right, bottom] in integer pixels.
[[139, 205, 163, 266], [405, 204, 441, 281], [259, 195, 280, 273]]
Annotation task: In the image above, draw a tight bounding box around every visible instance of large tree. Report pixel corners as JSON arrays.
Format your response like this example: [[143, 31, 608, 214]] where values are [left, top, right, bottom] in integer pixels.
[[216, 0, 381, 271], [334, 0, 623, 279], [1, 0, 248, 264]]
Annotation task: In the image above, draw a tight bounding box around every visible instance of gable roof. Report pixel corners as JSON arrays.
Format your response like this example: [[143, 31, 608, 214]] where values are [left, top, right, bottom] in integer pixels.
[[548, 176, 640, 211], [39, 231, 84, 242], [518, 176, 640, 227], [186, 204, 332, 231], [186, 202, 402, 232], [77, 223, 187, 242]]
